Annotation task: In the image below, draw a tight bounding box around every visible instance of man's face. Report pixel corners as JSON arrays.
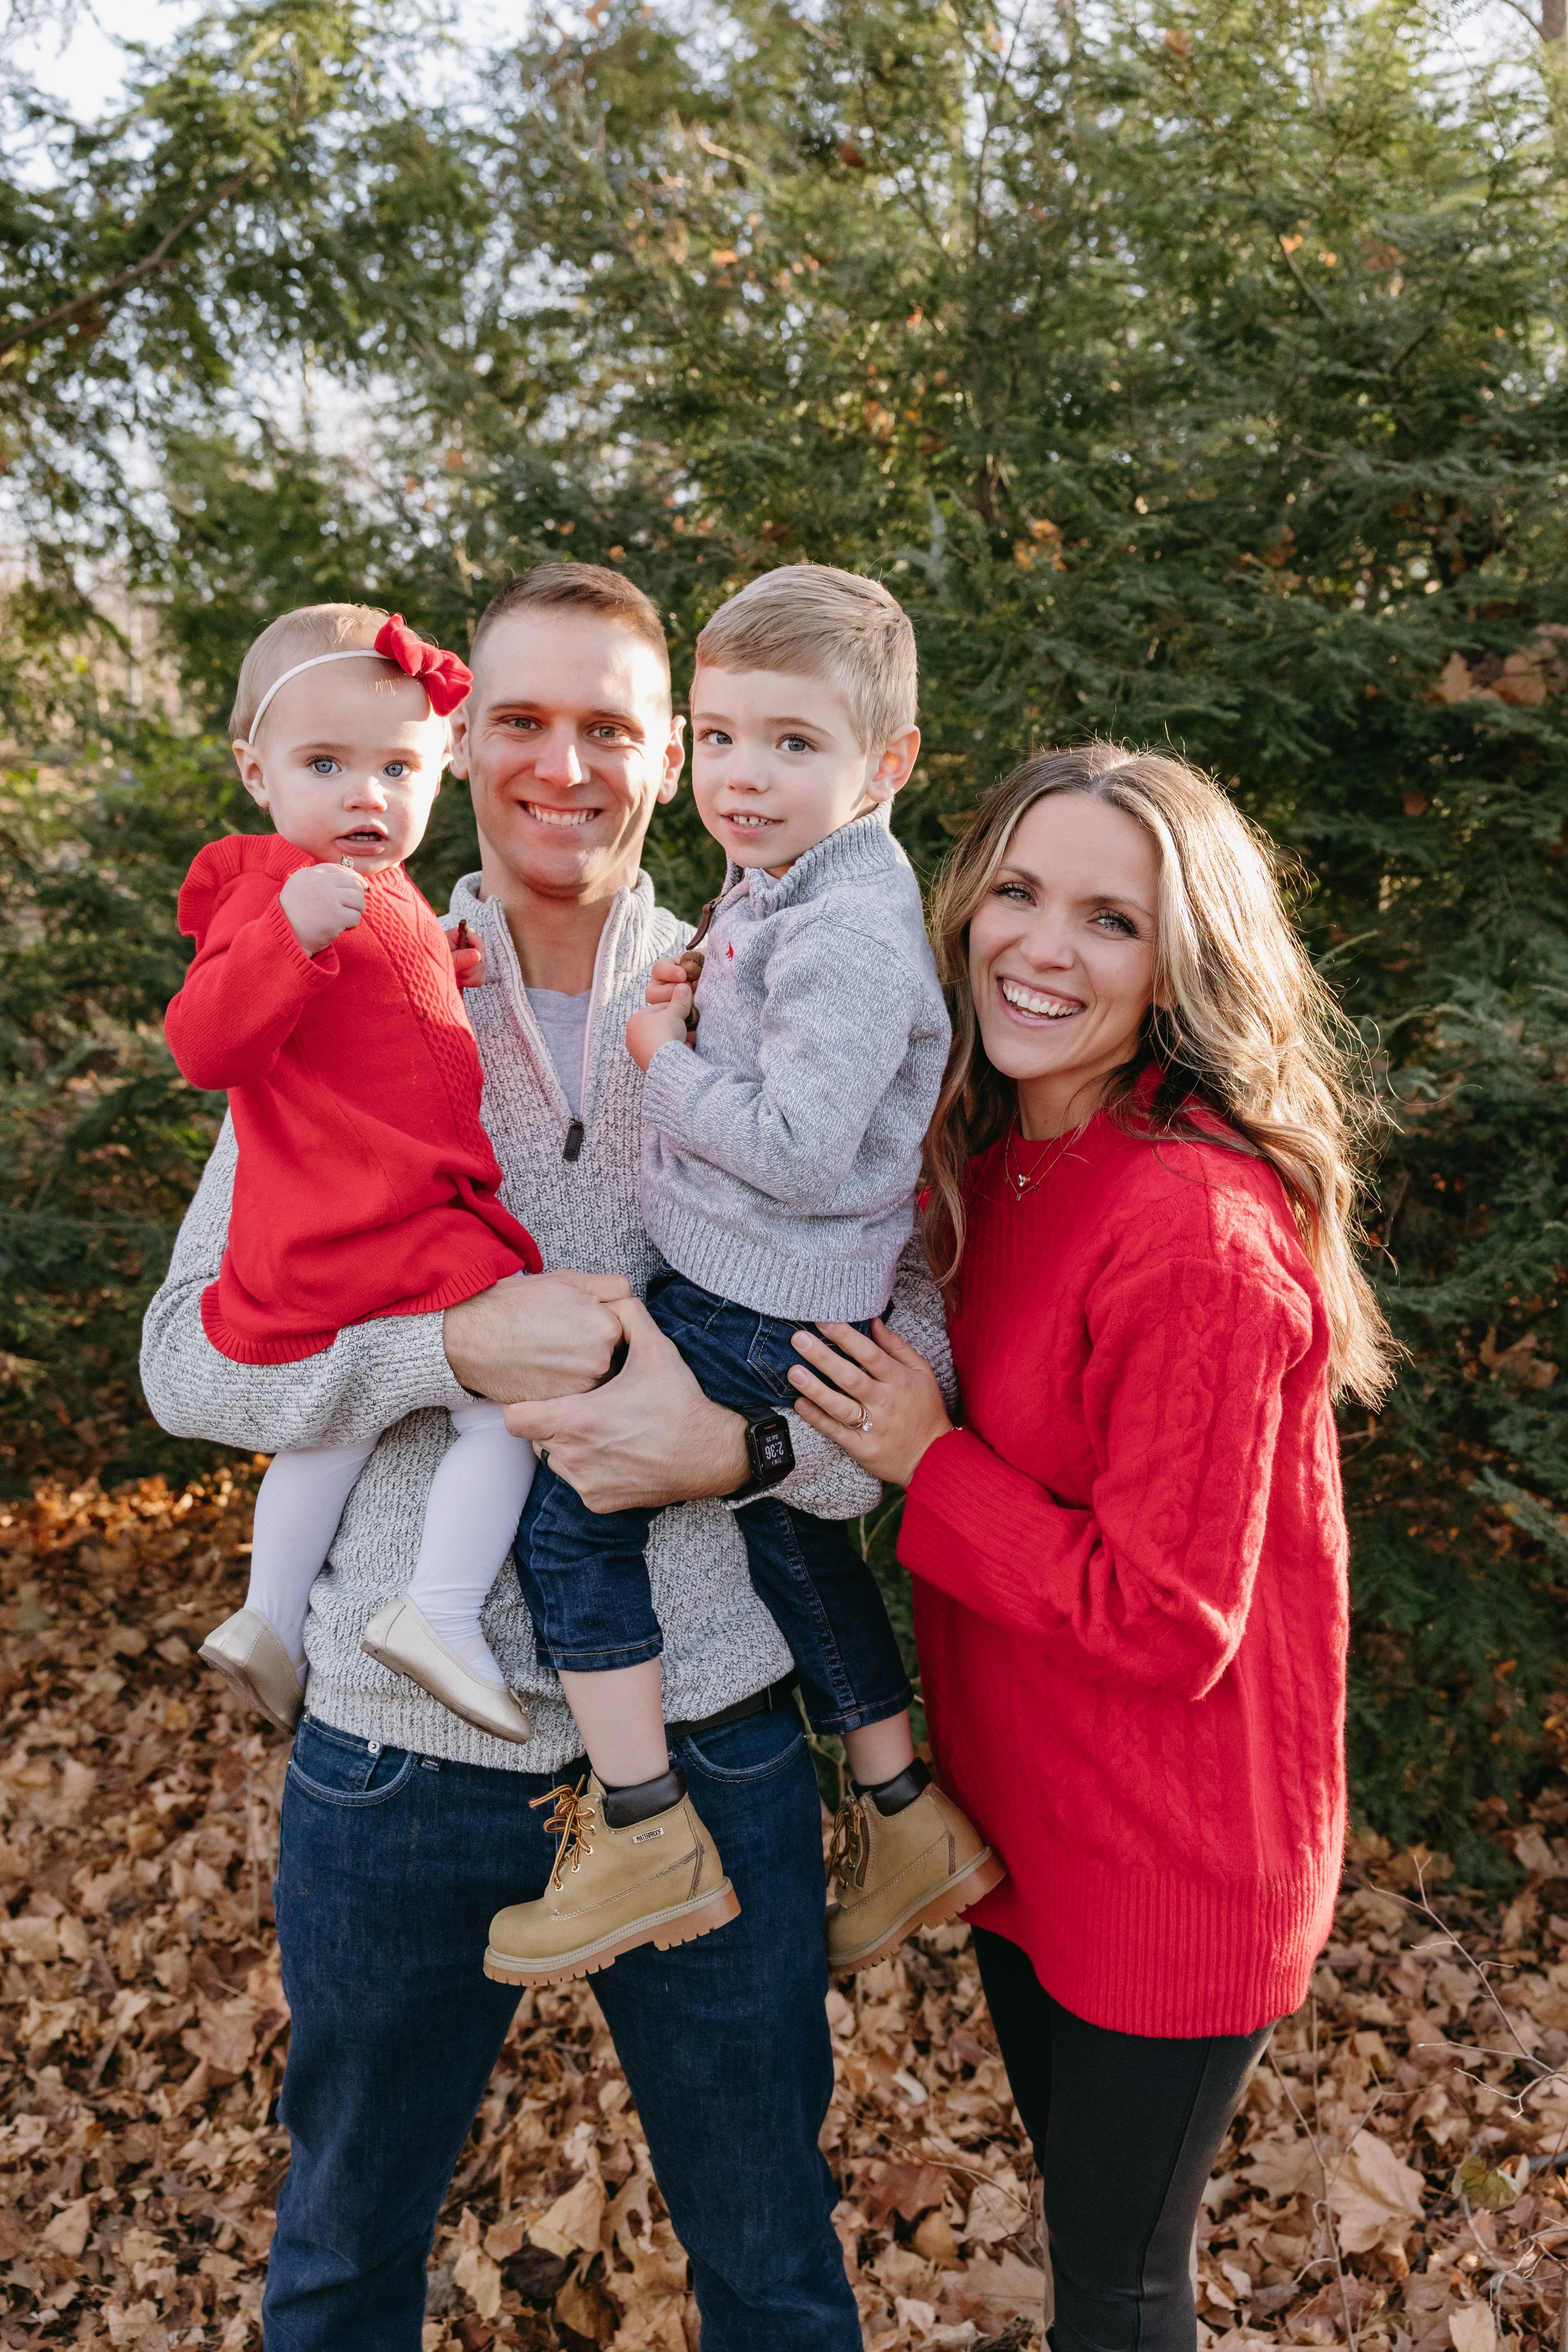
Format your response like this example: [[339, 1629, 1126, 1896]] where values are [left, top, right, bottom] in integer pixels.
[[450, 611, 685, 903]]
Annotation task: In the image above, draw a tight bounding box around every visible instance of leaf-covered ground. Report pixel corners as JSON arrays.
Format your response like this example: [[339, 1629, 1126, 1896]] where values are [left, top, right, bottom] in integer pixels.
[[0, 1472, 1565, 2352]]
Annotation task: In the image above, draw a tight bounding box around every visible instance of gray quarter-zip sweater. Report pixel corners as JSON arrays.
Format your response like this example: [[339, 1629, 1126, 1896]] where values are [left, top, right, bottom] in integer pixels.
[[641, 814, 951, 1322], [140, 867, 954, 1775]]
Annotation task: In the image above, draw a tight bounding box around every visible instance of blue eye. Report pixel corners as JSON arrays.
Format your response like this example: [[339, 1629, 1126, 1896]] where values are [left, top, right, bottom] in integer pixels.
[[781, 735, 812, 754], [309, 758, 338, 776], [385, 762, 407, 779]]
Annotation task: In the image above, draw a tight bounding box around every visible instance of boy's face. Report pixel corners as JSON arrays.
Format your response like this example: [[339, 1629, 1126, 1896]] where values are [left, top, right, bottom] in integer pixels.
[[233, 664, 447, 871], [689, 666, 920, 876]]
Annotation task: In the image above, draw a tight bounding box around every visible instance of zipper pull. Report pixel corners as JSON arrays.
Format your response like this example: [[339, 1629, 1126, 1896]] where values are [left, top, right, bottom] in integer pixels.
[[563, 1119, 585, 1164]]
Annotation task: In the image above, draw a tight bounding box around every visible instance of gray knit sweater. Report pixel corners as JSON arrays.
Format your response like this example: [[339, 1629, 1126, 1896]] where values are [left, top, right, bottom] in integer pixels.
[[641, 814, 951, 1321], [140, 867, 955, 1775]]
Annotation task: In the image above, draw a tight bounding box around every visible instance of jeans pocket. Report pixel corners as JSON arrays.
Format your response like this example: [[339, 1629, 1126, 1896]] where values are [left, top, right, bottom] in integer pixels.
[[744, 1317, 802, 1401], [288, 1719, 417, 1809], [680, 1708, 807, 1785]]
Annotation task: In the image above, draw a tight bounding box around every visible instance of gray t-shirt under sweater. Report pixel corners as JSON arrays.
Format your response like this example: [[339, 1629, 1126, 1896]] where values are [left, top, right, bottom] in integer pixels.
[[525, 987, 591, 1119]]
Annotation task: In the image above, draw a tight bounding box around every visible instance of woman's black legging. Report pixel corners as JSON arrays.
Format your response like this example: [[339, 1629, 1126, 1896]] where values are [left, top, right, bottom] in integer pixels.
[[973, 1927, 1274, 2352]]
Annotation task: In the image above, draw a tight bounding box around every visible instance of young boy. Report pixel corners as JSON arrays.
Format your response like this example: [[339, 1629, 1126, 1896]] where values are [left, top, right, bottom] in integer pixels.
[[485, 566, 1002, 1989]]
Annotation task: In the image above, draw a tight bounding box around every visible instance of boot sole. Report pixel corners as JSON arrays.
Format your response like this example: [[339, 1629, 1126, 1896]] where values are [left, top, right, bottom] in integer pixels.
[[359, 1629, 532, 1747], [830, 1848, 1007, 1974], [197, 1642, 300, 1738], [482, 1881, 741, 1988]]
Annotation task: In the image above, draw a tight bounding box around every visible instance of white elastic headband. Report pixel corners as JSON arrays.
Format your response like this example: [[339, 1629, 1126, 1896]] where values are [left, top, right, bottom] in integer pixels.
[[236, 648, 415, 747]]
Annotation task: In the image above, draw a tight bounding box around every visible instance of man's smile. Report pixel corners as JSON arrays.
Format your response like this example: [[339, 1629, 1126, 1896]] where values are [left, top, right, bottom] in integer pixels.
[[522, 801, 599, 829]]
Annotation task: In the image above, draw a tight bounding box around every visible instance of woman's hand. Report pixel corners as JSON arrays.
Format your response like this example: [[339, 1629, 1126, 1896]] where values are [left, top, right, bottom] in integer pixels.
[[788, 1319, 955, 1489]]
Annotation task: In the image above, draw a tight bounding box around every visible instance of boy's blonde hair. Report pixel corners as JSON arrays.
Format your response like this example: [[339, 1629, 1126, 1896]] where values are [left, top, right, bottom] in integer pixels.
[[694, 564, 917, 750], [230, 603, 395, 741]]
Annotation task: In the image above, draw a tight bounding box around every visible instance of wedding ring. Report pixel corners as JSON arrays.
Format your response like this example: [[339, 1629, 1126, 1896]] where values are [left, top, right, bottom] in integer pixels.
[[856, 1409, 874, 1435]]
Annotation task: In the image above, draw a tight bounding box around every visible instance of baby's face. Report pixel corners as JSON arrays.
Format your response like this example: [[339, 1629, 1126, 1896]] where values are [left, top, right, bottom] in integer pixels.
[[689, 666, 916, 875], [234, 662, 449, 871]]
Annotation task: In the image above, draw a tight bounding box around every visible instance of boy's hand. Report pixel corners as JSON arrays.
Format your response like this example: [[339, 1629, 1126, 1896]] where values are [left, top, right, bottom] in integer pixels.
[[625, 991, 693, 1073], [644, 953, 700, 1007], [450, 919, 487, 988], [281, 863, 366, 957]]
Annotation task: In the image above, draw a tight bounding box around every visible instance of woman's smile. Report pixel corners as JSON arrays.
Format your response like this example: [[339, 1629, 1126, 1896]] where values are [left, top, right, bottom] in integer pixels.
[[997, 975, 1084, 1022]]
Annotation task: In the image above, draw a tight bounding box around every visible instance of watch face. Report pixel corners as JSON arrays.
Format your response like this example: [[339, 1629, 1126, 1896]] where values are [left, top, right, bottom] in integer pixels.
[[752, 1417, 793, 1476]]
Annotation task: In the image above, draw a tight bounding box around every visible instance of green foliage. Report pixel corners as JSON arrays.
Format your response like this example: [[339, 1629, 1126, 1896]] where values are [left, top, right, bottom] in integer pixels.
[[3, 0, 1566, 1874]]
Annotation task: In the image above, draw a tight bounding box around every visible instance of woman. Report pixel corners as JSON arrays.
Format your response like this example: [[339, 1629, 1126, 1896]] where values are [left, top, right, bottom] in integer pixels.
[[787, 744, 1393, 2352]]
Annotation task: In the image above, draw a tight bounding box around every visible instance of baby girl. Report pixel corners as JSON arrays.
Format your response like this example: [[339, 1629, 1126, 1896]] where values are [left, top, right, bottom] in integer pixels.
[[165, 603, 541, 1746]]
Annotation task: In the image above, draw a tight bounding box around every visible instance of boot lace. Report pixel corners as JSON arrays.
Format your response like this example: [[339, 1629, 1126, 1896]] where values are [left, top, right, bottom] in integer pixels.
[[827, 1793, 870, 1892], [531, 1776, 597, 1889]]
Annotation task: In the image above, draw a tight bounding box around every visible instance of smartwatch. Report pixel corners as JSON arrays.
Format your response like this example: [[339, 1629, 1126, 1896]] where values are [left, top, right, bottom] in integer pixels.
[[732, 1411, 795, 1501]]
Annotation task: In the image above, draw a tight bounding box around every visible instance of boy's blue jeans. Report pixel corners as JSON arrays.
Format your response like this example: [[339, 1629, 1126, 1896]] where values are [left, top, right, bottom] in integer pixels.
[[264, 1706, 860, 2350], [515, 1265, 913, 1736]]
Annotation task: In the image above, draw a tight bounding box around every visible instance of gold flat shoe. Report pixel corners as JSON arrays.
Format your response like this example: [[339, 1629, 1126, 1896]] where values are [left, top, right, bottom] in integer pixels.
[[198, 1607, 303, 1736], [361, 1596, 533, 1746]]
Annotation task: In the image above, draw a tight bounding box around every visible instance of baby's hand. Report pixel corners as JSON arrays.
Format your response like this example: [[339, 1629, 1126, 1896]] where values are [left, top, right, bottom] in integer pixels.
[[450, 919, 487, 988], [281, 862, 366, 957], [625, 991, 694, 1073]]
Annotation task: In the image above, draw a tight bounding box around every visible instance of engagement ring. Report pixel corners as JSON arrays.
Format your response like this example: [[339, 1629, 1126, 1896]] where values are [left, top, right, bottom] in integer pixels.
[[857, 1410, 874, 1434]]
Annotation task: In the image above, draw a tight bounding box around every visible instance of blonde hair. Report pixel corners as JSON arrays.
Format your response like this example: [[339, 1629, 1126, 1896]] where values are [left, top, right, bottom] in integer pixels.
[[695, 564, 917, 750], [925, 742, 1396, 1406], [230, 602, 396, 741]]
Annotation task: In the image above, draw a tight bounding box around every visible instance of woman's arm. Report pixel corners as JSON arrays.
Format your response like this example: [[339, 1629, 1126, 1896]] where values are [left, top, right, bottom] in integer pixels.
[[749, 1230, 956, 1520], [791, 1248, 1317, 1700]]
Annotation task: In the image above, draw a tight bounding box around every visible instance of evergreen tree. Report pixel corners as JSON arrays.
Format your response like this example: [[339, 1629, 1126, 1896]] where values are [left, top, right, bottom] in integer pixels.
[[3, 0, 1565, 1870]]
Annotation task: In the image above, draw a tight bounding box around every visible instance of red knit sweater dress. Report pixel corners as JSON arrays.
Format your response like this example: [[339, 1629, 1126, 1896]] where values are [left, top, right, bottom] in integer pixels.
[[901, 1106, 1347, 2038], [165, 835, 542, 1366]]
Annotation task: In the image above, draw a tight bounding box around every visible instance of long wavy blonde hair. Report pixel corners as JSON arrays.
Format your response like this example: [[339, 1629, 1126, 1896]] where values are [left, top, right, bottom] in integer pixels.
[[923, 742, 1396, 1406]]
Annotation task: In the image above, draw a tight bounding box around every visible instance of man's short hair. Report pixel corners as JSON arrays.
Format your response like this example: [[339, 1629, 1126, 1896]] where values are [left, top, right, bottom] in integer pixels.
[[471, 563, 670, 684], [694, 564, 917, 750]]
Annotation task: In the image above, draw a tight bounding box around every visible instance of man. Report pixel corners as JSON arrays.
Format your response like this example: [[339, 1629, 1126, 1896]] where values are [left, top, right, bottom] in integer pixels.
[[142, 564, 949, 2350]]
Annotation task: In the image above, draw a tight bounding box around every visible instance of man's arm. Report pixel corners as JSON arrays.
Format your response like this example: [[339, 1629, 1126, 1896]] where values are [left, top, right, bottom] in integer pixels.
[[505, 1234, 955, 1522], [141, 1119, 627, 1452]]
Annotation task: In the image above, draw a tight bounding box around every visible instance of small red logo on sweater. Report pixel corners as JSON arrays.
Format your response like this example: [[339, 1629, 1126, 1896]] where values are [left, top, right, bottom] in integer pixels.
[[726, 943, 734, 957]]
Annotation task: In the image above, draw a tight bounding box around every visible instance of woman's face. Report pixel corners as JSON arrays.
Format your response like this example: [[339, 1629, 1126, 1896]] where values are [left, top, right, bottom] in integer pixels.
[[968, 790, 1161, 1138]]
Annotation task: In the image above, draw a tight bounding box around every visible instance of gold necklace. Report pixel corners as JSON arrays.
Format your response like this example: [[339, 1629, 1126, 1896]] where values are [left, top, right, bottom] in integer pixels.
[[1002, 1121, 1065, 1203]]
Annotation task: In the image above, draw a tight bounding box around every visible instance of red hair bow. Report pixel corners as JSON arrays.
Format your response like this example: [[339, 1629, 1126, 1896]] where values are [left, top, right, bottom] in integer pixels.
[[374, 614, 473, 717]]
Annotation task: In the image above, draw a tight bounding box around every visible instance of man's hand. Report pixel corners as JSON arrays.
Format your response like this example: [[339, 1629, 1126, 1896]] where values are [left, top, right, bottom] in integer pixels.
[[505, 1298, 750, 1511], [443, 1270, 631, 1405], [280, 863, 366, 957], [625, 991, 693, 1074]]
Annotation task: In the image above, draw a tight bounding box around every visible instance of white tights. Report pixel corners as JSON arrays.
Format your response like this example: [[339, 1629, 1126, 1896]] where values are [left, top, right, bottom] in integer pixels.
[[245, 1402, 536, 1684]]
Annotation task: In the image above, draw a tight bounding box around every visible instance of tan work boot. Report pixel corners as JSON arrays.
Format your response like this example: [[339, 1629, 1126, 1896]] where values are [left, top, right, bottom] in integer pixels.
[[484, 1768, 739, 1987], [826, 1764, 1004, 1972]]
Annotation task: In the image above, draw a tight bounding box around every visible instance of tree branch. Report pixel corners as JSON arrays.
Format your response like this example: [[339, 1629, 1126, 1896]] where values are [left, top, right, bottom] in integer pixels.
[[0, 165, 254, 363]]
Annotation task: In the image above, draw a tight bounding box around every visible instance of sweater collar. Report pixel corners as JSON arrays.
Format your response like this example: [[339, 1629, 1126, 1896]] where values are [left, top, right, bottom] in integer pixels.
[[449, 867, 660, 986], [727, 808, 904, 916]]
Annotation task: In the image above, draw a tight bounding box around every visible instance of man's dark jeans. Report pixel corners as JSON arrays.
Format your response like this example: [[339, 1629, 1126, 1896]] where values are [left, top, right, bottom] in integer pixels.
[[264, 1707, 859, 2351], [516, 1265, 912, 1735]]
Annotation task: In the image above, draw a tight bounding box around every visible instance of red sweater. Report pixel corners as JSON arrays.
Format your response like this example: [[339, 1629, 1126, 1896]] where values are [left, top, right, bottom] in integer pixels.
[[902, 1106, 1347, 2038], [165, 836, 541, 1365]]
